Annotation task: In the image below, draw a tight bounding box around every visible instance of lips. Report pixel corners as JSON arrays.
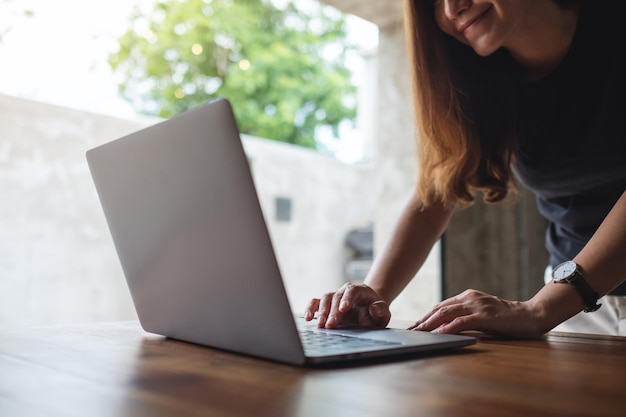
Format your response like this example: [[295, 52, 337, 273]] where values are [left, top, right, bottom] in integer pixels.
[[458, 5, 492, 34]]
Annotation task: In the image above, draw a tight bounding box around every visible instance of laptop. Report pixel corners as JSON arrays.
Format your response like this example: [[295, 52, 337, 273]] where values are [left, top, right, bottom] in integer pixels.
[[86, 98, 476, 366]]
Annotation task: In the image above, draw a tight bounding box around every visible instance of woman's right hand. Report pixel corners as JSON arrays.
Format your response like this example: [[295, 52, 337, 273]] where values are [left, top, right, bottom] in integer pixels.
[[304, 283, 391, 329]]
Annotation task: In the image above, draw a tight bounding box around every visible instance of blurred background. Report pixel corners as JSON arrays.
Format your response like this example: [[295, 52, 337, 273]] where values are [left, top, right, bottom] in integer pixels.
[[0, 0, 442, 328]]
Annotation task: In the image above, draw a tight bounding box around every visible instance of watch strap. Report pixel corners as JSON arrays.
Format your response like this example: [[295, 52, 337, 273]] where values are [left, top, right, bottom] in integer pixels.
[[557, 269, 602, 313], [569, 271, 601, 312]]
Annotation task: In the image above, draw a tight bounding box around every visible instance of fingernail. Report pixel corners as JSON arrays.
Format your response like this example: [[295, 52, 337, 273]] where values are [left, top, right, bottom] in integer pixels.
[[371, 304, 382, 317]]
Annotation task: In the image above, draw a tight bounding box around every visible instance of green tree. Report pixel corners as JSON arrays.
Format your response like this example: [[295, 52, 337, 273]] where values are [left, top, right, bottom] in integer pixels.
[[109, 0, 356, 149]]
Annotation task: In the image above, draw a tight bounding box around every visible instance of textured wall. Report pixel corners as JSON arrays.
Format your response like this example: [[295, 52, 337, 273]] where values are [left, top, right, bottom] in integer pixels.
[[0, 94, 376, 328], [0, 95, 144, 327], [320, 0, 442, 321], [242, 137, 376, 312], [1, 0, 447, 328], [369, 19, 441, 321]]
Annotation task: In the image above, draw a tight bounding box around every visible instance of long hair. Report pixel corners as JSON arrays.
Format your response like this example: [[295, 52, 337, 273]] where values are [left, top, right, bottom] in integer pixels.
[[403, 0, 520, 207]]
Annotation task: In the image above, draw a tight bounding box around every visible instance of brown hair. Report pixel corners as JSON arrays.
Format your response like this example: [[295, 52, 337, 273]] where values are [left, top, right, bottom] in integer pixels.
[[403, 0, 520, 207]]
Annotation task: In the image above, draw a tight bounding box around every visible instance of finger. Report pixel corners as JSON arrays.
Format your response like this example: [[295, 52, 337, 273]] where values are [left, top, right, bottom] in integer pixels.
[[432, 315, 475, 334], [408, 301, 446, 330], [304, 298, 320, 321], [367, 301, 391, 327], [325, 289, 347, 328], [338, 284, 358, 312], [434, 297, 526, 336], [408, 309, 436, 330], [423, 289, 495, 332], [316, 292, 335, 328], [410, 303, 471, 332], [408, 290, 484, 330]]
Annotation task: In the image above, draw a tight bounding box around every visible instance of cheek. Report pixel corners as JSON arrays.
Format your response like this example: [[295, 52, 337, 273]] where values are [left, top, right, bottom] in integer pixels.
[[434, 15, 468, 46], [434, 13, 454, 36]]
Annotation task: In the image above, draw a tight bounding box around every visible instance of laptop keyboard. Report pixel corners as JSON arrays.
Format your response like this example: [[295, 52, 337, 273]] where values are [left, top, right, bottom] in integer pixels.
[[299, 329, 401, 355]]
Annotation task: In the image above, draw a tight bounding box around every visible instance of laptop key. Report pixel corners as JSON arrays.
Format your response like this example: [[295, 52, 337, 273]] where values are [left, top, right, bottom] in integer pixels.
[[299, 329, 400, 354]]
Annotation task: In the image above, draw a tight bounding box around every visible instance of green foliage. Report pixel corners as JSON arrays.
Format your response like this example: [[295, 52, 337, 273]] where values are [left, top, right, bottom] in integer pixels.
[[109, 0, 357, 149]]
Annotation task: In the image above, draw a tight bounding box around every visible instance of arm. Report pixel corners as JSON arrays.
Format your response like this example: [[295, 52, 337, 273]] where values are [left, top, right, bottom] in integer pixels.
[[305, 190, 454, 328], [413, 190, 626, 337], [572, 190, 626, 295], [537, 189, 626, 327], [364, 191, 453, 303]]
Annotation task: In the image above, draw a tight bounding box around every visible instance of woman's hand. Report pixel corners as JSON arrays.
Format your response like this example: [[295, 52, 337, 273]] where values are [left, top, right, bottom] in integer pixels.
[[409, 289, 549, 338], [304, 283, 391, 329]]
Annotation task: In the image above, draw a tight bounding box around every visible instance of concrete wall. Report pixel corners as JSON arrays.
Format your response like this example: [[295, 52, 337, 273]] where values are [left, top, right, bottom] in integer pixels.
[[242, 136, 376, 312], [322, 0, 442, 320], [369, 18, 441, 320], [0, 95, 142, 328], [0, 0, 446, 329], [0, 94, 375, 328]]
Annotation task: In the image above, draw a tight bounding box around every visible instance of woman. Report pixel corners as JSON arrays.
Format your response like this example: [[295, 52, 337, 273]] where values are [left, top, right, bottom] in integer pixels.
[[304, 0, 626, 337]]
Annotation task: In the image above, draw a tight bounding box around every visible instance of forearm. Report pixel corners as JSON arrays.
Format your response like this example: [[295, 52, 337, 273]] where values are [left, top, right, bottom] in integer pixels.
[[407, 191, 626, 338], [574, 190, 626, 295], [364, 190, 453, 304], [529, 190, 626, 330]]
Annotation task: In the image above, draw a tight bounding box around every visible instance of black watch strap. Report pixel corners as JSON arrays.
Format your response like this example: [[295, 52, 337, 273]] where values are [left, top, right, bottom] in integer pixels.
[[568, 271, 602, 312]]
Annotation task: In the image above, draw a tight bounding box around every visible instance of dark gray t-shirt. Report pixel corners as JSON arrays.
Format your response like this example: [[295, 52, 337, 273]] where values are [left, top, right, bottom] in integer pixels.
[[513, 3, 626, 295]]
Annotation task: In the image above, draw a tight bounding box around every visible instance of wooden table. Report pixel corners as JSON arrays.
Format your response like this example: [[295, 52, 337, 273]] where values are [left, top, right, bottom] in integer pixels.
[[1, 321, 625, 417]]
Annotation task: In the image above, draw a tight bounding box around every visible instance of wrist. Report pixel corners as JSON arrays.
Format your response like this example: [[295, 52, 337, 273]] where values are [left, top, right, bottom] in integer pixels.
[[369, 286, 390, 304], [520, 298, 554, 337], [527, 278, 593, 335], [362, 279, 388, 302]]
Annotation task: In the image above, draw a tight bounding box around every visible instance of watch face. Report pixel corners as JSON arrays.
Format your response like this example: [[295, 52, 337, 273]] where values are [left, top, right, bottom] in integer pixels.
[[553, 260, 577, 280]]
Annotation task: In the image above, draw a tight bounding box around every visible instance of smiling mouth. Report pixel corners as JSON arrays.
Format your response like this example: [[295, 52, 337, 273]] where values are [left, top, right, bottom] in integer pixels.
[[459, 5, 492, 34]]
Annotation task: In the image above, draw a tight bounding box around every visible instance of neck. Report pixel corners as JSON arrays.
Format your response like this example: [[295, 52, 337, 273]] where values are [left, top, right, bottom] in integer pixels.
[[506, 3, 581, 81]]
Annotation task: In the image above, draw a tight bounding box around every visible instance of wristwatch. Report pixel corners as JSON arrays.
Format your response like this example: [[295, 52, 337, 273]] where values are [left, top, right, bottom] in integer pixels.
[[552, 260, 601, 312]]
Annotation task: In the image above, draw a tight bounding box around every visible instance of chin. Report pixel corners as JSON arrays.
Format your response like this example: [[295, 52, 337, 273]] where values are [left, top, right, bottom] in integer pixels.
[[465, 33, 501, 57], [471, 43, 500, 57]]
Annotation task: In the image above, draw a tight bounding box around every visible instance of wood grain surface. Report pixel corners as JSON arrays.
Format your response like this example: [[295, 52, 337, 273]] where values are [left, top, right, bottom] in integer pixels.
[[1, 321, 625, 417]]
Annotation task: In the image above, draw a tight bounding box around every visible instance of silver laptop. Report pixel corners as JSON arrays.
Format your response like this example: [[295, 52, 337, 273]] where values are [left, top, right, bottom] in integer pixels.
[[86, 98, 475, 366]]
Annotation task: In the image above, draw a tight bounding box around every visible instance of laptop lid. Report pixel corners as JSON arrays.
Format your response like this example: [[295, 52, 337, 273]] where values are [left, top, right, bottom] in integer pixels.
[[86, 98, 475, 366]]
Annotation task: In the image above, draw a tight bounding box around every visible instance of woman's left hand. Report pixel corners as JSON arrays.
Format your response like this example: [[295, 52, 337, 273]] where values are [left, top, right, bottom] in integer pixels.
[[408, 289, 548, 338]]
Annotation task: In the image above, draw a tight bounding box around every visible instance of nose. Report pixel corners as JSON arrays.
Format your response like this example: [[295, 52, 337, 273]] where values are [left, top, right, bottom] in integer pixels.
[[443, 0, 471, 20]]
